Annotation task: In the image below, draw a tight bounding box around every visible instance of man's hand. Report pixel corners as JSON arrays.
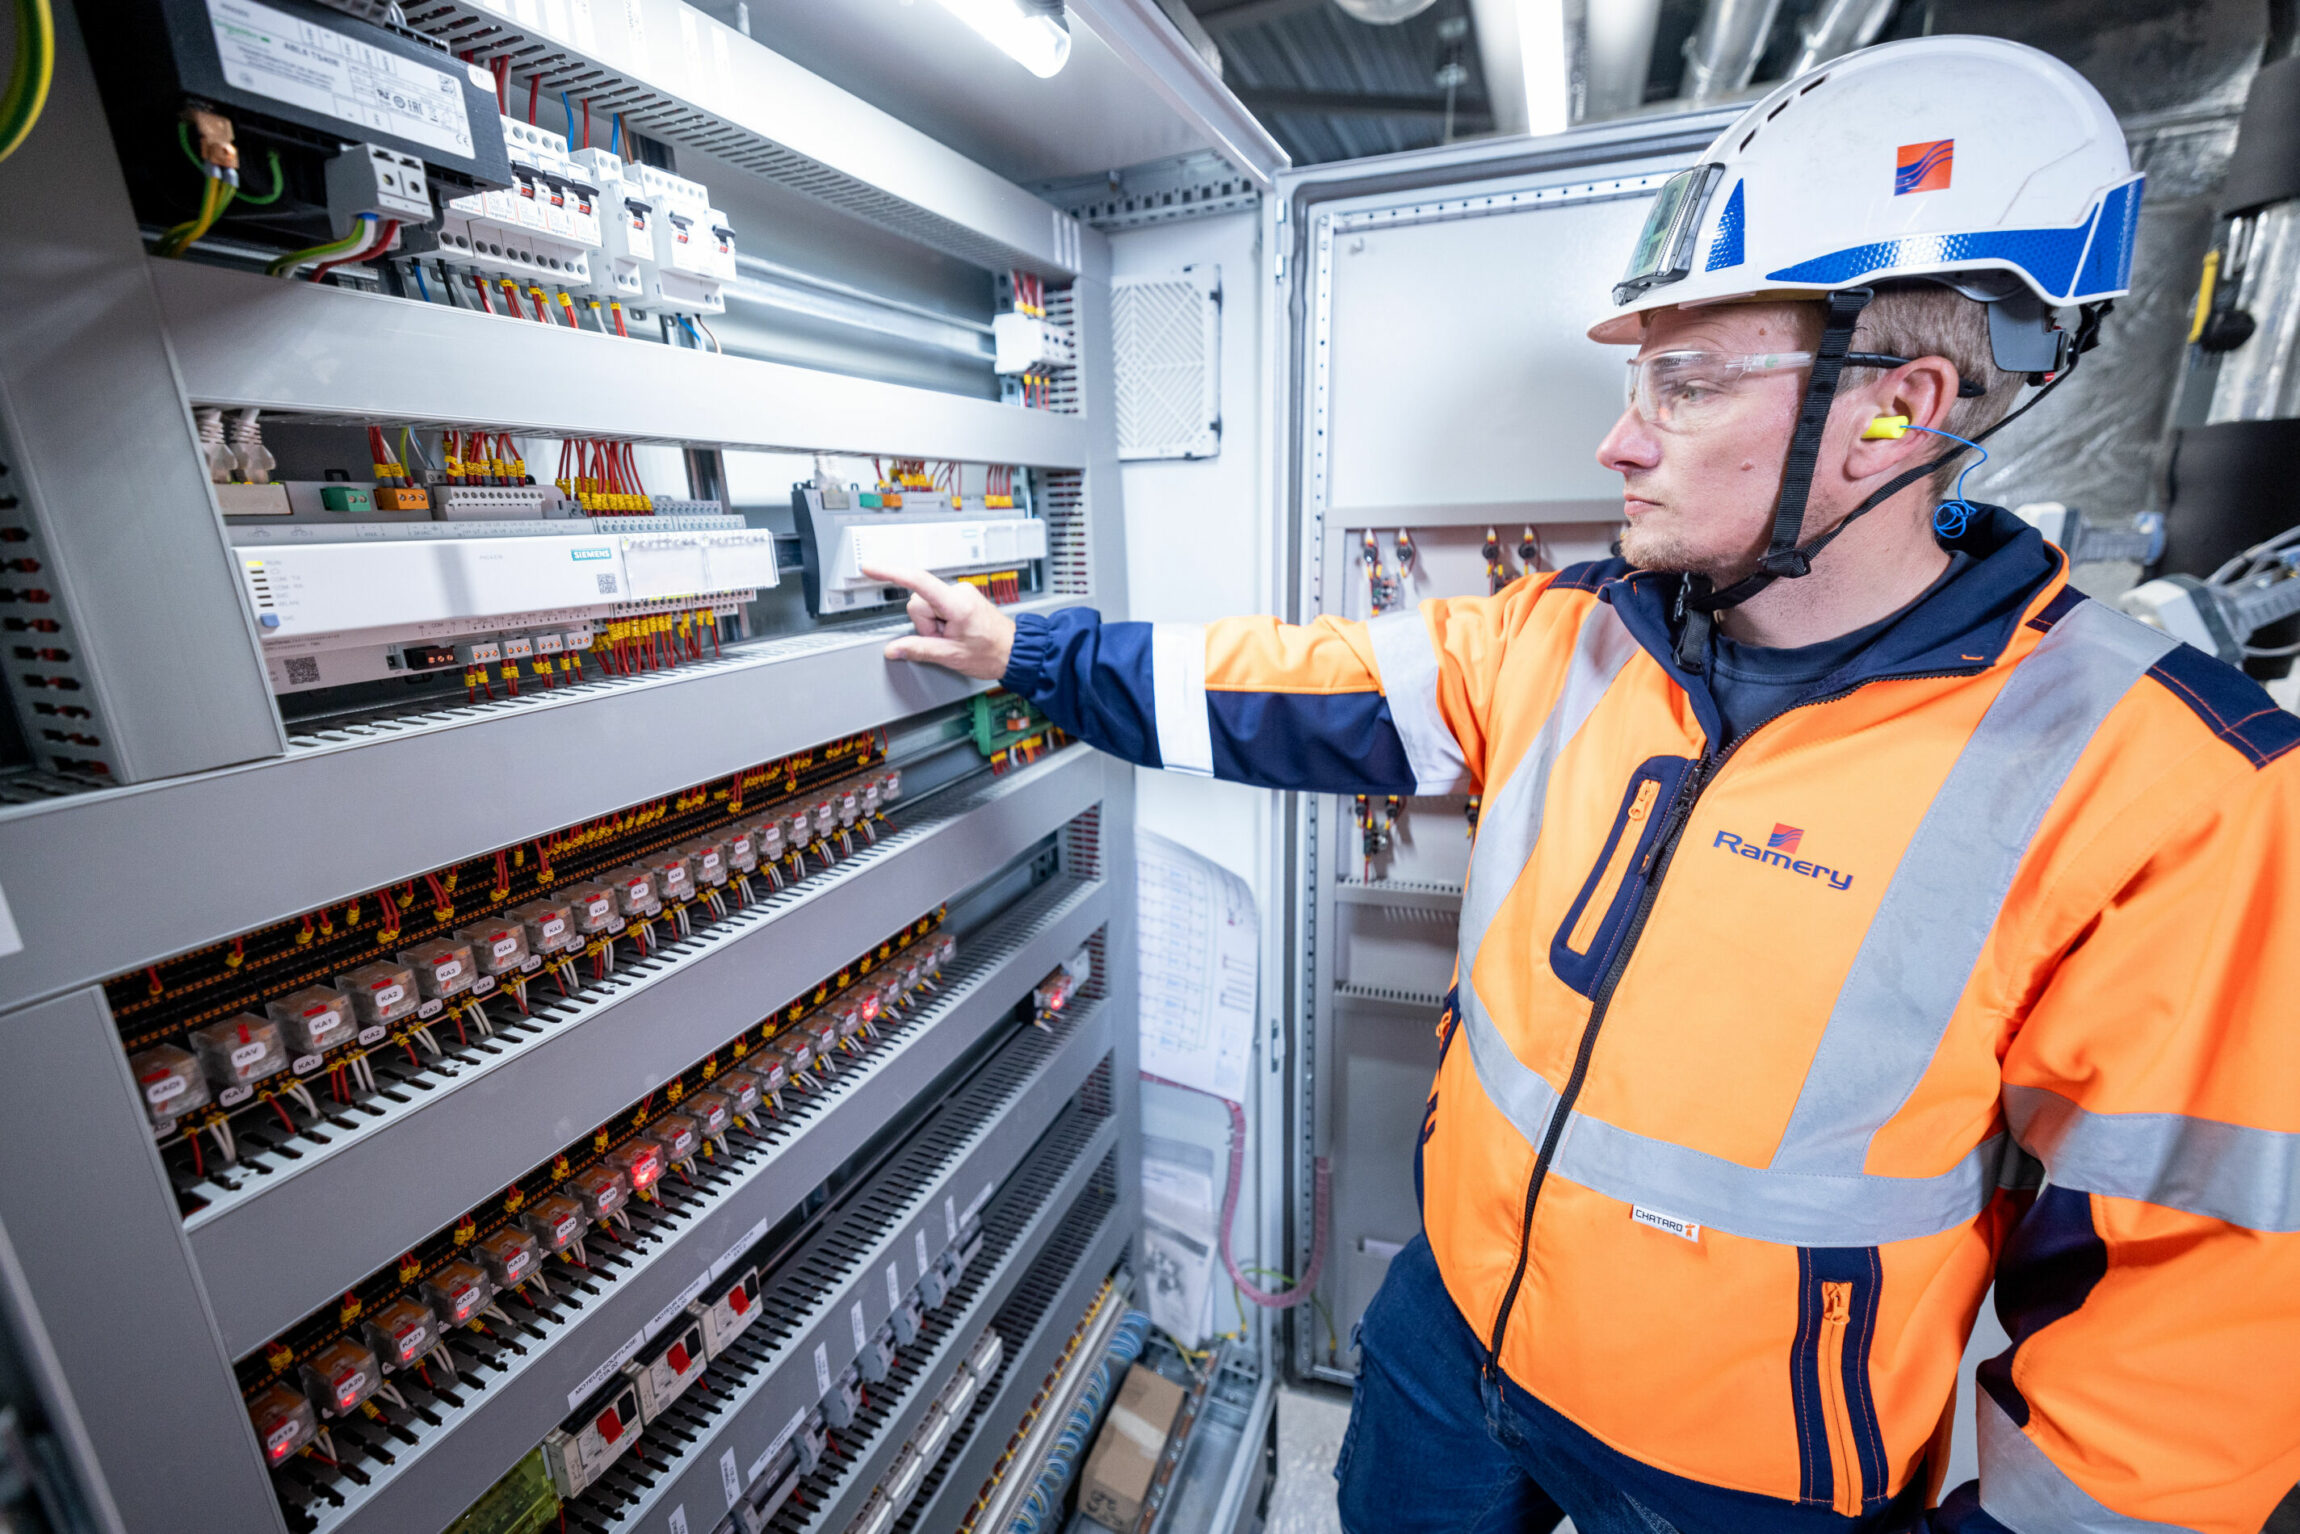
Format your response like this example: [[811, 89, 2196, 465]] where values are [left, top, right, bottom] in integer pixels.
[[863, 564, 1015, 681]]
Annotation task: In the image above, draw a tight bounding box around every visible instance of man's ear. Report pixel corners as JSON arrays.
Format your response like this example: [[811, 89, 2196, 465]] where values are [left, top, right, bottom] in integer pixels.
[[1843, 357, 1958, 481]]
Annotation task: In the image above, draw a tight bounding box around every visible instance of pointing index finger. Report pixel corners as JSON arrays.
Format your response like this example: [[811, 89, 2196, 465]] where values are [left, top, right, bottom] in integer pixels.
[[858, 563, 958, 618]]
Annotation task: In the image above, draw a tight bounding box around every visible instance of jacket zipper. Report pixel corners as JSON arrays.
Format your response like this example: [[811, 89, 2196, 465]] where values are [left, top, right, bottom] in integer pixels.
[[1817, 1281, 1862, 1516], [1478, 668, 1972, 1379], [1565, 779, 1660, 954]]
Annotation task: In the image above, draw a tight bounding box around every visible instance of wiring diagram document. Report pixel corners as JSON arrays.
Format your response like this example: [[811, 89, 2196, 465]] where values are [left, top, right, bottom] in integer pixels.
[[1135, 830, 1257, 1105]]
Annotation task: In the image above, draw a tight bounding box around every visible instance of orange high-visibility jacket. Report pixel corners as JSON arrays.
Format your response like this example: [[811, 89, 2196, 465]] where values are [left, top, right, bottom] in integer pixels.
[[1002, 510, 2300, 1531]]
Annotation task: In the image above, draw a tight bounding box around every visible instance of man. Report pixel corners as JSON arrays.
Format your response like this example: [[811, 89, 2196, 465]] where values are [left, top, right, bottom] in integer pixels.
[[871, 35, 2300, 1534]]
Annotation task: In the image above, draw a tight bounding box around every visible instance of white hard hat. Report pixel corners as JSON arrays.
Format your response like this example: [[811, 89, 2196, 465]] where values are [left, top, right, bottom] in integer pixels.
[[1588, 35, 2142, 351]]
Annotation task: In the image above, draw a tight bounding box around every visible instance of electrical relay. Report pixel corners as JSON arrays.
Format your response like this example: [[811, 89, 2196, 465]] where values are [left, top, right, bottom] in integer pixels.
[[683, 1089, 734, 1154], [265, 987, 357, 1058], [645, 1112, 703, 1176], [336, 962, 419, 1029], [604, 1138, 664, 1198], [692, 1265, 760, 1359], [400, 939, 477, 1003], [626, 1315, 708, 1422], [189, 1014, 289, 1092], [363, 1296, 441, 1374], [519, 1192, 590, 1259], [475, 1227, 543, 1293], [455, 919, 533, 978], [246, 1380, 318, 1469], [509, 898, 581, 957], [299, 1337, 382, 1419], [423, 1259, 494, 1328], [544, 1377, 644, 1499], [131, 1045, 208, 1128]]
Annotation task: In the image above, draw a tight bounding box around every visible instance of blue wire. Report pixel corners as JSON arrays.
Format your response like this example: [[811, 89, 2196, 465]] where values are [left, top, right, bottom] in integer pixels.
[[560, 91, 572, 141], [1900, 423, 1988, 540], [411, 263, 431, 304], [610, 114, 623, 157]]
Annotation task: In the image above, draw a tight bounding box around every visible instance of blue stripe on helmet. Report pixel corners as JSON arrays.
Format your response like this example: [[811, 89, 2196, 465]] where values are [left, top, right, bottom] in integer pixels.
[[1704, 180, 1746, 272], [1763, 176, 2144, 301], [2073, 177, 2143, 298]]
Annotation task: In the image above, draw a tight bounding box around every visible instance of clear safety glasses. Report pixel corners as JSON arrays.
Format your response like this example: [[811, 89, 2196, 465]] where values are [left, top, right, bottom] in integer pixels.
[[1623, 350, 1814, 433]]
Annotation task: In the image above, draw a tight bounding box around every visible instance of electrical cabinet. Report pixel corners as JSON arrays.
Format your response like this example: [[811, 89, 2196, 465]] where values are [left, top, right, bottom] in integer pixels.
[[0, 1, 1293, 1529], [0, 4, 1856, 1530]]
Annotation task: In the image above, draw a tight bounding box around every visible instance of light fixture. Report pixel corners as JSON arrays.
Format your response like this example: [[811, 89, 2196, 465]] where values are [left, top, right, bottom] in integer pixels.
[[1517, 0, 1570, 135], [936, 0, 1074, 78]]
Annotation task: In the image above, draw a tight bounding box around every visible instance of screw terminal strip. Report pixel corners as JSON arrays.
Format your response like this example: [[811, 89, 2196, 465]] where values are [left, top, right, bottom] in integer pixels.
[[240, 915, 952, 1530], [110, 731, 904, 1210]]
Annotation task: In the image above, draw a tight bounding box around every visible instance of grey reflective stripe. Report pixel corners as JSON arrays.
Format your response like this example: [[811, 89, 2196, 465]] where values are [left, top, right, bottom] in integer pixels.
[[1451, 601, 1638, 1164], [1769, 601, 2178, 1177], [1366, 609, 1474, 794], [1457, 1008, 2014, 1244], [1456, 602, 1640, 964], [1977, 1391, 2204, 1533], [1150, 622, 1213, 776], [2005, 1084, 2300, 1232]]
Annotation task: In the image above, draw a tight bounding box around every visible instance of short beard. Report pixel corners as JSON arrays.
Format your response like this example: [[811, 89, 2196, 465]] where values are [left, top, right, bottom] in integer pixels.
[[1617, 521, 1759, 585]]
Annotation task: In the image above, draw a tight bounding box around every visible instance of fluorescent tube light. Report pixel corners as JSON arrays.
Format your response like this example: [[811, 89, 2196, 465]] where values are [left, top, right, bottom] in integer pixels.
[[936, 0, 1073, 78]]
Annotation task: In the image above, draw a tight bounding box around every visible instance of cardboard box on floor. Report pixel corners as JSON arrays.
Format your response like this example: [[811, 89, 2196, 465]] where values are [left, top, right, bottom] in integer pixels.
[[1078, 1364, 1186, 1530]]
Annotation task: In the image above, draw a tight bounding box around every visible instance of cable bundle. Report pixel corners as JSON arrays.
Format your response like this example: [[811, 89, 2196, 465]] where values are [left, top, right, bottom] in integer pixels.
[[1008, 1308, 1151, 1534]]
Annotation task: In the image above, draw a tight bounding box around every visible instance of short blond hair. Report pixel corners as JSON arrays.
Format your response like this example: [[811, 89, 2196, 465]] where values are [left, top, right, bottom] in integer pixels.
[[1846, 285, 2021, 498]]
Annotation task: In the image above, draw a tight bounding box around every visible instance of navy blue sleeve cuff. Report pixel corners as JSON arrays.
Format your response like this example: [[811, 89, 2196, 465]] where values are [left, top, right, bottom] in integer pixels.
[[1001, 610, 1059, 695]]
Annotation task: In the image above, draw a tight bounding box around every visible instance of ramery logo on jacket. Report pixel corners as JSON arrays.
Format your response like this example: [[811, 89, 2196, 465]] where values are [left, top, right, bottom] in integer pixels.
[[1714, 824, 1852, 890]]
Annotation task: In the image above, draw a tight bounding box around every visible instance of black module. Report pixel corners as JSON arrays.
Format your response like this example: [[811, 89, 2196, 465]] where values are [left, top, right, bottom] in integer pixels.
[[79, 0, 511, 250]]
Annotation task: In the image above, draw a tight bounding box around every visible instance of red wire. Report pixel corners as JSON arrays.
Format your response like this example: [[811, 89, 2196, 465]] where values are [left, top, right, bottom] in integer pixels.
[[306, 219, 399, 284], [528, 74, 539, 125], [582, 98, 591, 149], [491, 56, 508, 114], [472, 276, 493, 315]]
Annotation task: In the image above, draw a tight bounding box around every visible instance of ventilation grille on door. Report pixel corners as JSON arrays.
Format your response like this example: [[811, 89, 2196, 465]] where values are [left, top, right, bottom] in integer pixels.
[[1112, 268, 1221, 462]]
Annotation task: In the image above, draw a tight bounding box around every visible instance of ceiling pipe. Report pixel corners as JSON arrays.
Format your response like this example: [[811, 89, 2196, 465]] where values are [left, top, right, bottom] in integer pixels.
[[1788, 0, 1895, 75], [1583, 0, 1662, 119], [1681, 0, 1784, 105]]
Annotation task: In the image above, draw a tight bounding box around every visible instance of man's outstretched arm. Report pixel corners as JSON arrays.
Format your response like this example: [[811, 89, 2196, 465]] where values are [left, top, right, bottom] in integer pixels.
[[865, 563, 1516, 797]]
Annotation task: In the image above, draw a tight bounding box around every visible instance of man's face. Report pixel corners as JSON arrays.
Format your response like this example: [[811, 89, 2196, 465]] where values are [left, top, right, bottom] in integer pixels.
[[1595, 303, 1817, 580]]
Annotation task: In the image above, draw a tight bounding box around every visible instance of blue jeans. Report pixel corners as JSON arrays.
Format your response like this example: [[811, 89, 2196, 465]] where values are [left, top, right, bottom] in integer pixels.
[[1334, 1235, 1930, 1534]]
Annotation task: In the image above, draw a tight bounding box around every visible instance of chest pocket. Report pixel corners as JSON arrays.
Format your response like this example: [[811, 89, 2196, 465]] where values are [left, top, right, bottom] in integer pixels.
[[1547, 756, 1692, 997]]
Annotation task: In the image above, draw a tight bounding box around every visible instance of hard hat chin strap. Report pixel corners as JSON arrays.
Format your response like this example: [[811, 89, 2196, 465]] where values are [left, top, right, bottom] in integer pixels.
[[1670, 297, 2112, 674]]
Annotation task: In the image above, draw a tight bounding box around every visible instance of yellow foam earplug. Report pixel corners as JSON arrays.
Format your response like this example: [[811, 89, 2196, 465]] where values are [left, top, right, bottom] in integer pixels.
[[1863, 414, 1910, 439]]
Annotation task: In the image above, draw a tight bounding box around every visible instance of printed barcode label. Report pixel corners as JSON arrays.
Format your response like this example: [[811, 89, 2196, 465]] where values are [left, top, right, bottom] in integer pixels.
[[284, 655, 320, 686], [915, 1229, 930, 1275], [850, 1300, 867, 1351], [813, 1342, 830, 1395], [719, 1446, 740, 1507], [887, 1265, 902, 1309], [596, 572, 620, 594]]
